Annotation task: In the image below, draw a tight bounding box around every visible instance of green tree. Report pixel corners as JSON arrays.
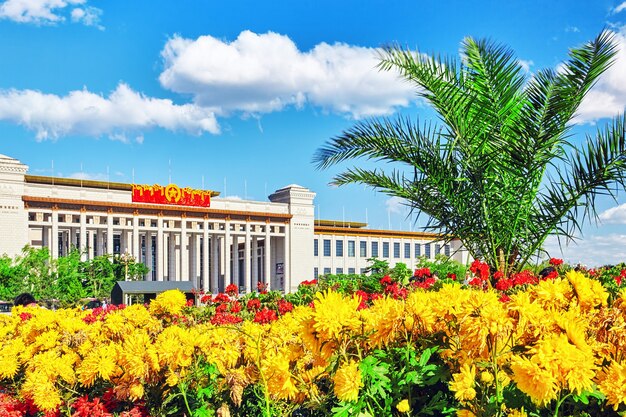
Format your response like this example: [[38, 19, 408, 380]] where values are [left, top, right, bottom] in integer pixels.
[[314, 31, 626, 274], [82, 255, 117, 299]]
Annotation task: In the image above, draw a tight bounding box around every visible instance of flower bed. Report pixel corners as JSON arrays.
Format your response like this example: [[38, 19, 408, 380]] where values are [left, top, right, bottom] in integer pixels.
[[2, 265, 626, 416]]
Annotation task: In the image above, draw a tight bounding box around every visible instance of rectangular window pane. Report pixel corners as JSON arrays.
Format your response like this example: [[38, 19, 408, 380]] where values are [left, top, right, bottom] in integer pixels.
[[336, 240, 344, 257], [404, 243, 411, 258], [323, 267, 331, 275], [360, 268, 368, 274], [314, 239, 318, 256], [360, 241, 367, 257], [393, 242, 400, 258], [347, 240, 355, 257], [383, 242, 389, 258], [336, 267, 343, 274], [313, 267, 318, 278], [348, 267, 355, 274], [425, 244, 431, 258], [445, 244, 451, 257], [323, 239, 331, 256], [435, 244, 441, 255], [415, 243, 421, 257], [372, 242, 379, 257]]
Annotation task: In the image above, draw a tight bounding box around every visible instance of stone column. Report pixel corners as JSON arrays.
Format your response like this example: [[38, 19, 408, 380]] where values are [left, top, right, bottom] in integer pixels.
[[252, 236, 258, 291], [224, 218, 231, 287], [145, 231, 153, 280], [264, 221, 271, 290], [106, 209, 114, 255], [211, 234, 219, 292], [180, 215, 188, 281], [283, 221, 290, 292], [232, 234, 239, 289], [51, 206, 59, 259], [202, 220, 209, 292], [79, 208, 87, 261], [244, 222, 251, 293], [156, 215, 164, 281], [132, 211, 140, 262], [169, 231, 177, 281]]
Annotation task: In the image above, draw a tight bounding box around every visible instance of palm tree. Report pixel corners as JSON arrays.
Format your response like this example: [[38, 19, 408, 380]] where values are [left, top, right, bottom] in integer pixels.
[[313, 31, 626, 275]]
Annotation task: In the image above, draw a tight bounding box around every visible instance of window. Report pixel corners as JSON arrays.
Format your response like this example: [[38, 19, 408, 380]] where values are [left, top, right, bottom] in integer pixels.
[[415, 243, 421, 257], [360, 241, 367, 257], [445, 244, 451, 257], [435, 244, 441, 255], [336, 240, 344, 257], [336, 268, 343, 274], [348, 240, 355, 257], [425, 244, 431, 258], [323, 239, 331, 256], [323, 267, 331, 275], [348, 267, 355, 274], [313, 267, 319, 278], [404, 243, 411, 258], [393, 242, 400, 258], [371, 242, 379, 257], [314, 239, 318, 256], [383, 242, 390, 258], [360, 268, 368, 274]]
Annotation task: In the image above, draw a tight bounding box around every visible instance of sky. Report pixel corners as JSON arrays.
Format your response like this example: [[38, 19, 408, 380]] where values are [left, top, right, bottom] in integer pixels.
[[1, 0, 626, 266]]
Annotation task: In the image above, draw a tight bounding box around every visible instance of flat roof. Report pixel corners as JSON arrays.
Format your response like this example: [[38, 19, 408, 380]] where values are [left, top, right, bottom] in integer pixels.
[[113, 280, 195, 294]]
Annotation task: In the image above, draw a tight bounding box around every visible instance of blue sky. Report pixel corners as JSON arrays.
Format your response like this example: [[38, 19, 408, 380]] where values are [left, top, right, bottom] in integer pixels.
[[1, 0, 626, 265]]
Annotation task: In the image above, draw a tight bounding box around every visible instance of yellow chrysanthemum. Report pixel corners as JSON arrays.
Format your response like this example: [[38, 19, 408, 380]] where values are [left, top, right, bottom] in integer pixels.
[[149, 289, 187, 316], [566, 270, 608, 311], [396, 399, 410, 413], [510, 356, 558, 406], [597, 362, 626, 410], [333, 360, 363, 402], [456, 410, 477, 417], [312, 290, 362, 343], [449, 364, 476, 402], [362, 296, 405, 348]]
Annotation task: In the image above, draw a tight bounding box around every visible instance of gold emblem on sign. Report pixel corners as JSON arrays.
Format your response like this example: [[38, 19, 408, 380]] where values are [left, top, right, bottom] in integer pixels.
[[165, 184, 182, 203]]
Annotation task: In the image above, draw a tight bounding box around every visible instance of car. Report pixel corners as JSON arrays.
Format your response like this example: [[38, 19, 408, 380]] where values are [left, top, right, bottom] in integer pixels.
[[0, 301, 13, 314]]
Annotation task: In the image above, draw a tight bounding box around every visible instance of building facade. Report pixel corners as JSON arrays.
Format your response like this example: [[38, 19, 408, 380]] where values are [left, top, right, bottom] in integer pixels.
[[0, 154, 468, 292]]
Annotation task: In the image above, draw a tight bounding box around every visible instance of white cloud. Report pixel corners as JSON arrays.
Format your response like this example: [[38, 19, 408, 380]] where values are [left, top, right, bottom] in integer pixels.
[[613, 1, 626, 14], [159, 30, 416, 118], [67, 171, 108, 181], [70, 5, 101, 29], [565, 26, 580, 33], [0, 83, 220, 140], [518, 59, 534, 73], [599, 203, 626, 224], [0, 0, 101, 26], [576, 28, 626, 122], [543, 233, 626, 266], [385, 196, 408, 214]]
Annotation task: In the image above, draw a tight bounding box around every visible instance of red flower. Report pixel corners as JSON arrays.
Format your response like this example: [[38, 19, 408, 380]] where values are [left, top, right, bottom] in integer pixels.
[[257, 282, 268, 292], [495, 278, 513, 291], [214, 293, 231, 303], [19, 312, 32, 322], [493, 271, 504, 280], [544, 270, 559, 280], [230, 301, 242, 313], [355, 290, 369, 302], [369, 292, 383, 302], [254, 307, 278, 324], [414, 277, 436, 289], [211, 312, 243, 325], [277, 299, 293, 315], [413, 268, 432, 279], [499, 293, 511, 303], [247, 298, 261, 310], [215, 303, 228, 313], [300, 279, 318, 286], [225, 284, 239, 296], [71, 395, 112, 417], [379, 275, 392, 285], [186, 299, 194, 307], [616, 275, 623, 286], [549, 258, 564, 266], [200, 294, 212, 304], [447, 273, 457, 281], [469, 259, 490, 281]]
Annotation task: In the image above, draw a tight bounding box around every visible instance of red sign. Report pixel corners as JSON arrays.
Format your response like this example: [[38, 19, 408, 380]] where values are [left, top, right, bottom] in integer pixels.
[[132, 184, 211, 208]]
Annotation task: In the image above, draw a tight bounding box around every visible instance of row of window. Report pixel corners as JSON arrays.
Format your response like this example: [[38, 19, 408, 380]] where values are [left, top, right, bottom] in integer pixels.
[[314, 238, 450, 259], [313, 267, 366, 278]]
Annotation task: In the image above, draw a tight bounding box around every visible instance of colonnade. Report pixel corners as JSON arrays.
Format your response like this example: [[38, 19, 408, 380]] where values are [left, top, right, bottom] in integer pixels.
[[28, 206, 290, 293]]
